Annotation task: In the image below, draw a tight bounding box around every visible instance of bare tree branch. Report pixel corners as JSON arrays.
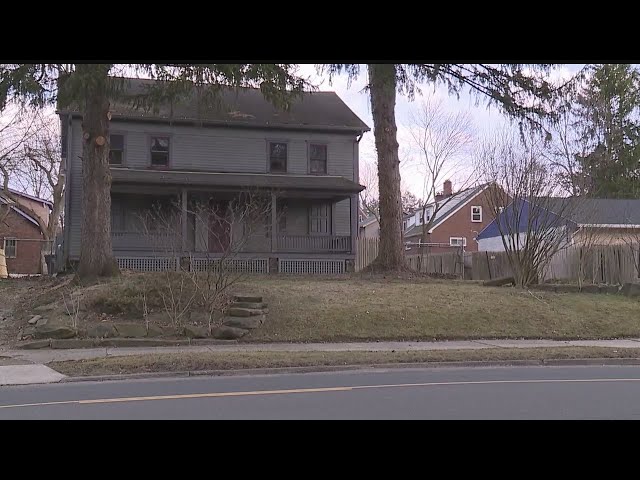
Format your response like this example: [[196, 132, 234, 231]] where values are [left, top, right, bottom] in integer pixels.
[[475, 127, 582, 287], [405, 95, 476, 256]]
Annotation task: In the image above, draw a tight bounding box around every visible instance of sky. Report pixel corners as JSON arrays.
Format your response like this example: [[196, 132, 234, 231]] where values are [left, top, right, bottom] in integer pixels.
[[296, 64, 585, 199]]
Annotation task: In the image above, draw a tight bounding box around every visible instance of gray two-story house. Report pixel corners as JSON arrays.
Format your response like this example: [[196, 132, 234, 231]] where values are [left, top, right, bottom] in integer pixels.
[[58, 78, 370, 274]]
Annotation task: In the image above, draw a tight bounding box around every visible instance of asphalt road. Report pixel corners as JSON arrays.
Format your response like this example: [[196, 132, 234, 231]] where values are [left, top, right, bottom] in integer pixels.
[[3, 365, 640, 419]]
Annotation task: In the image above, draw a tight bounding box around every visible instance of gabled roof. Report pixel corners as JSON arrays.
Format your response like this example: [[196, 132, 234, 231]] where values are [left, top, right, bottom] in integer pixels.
[[476, 197, 640, 240], [544, 197, 640, 226], [476, 198, 574, 240], [59, 77, 371, 134], [0, 189, 50, 230], [359, 214, 379, 228], [6, 188, 53, 208], [404, 183, 489, 238], [0, 195, 41, 228]]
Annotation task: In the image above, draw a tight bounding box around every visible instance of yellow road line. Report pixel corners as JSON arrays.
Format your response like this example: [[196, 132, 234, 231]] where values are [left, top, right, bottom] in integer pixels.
[[2, 377, 640, 410], [79, 386, 354, 404]]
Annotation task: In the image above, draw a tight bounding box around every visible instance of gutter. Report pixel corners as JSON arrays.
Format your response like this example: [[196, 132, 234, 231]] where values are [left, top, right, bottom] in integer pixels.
[[578, 223, 640, 229]]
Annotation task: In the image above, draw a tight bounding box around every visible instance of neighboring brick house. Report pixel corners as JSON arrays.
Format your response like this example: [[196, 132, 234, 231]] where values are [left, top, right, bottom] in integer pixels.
[[0, 189, 52, 275], [404, 181, 495, 253]]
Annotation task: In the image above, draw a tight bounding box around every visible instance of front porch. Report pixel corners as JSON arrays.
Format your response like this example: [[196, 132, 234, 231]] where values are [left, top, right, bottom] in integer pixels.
[[111, 185, 356, 260]]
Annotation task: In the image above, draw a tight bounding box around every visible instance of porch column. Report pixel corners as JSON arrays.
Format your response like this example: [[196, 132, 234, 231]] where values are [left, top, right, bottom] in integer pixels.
[[350, 194, 357, 254], [271, 192, 277, 253], [181, 188, 188, 252]]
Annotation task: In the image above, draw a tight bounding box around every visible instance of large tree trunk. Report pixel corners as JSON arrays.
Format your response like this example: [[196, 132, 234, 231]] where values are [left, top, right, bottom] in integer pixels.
[[367, 64, 405, 270], [76, 65, 119, 280]]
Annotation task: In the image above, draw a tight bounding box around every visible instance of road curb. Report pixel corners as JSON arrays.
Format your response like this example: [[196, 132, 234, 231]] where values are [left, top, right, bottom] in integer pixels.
[[57, 357, 640, 383]]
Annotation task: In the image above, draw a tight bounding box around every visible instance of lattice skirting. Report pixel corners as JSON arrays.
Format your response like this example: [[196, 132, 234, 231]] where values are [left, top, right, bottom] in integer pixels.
[[115, 257, 347, 274], [191, 258, 269, 274], [117, 257, 178, 272], [278, 259, 346, 274]]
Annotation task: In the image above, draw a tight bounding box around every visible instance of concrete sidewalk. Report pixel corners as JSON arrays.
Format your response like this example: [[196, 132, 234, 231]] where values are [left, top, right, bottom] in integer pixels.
[[3, 338, 640, 364]]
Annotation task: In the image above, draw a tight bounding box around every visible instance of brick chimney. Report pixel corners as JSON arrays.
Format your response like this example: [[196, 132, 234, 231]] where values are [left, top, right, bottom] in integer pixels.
[[443, 179, 452, 196], [435, 180, 453, 203]]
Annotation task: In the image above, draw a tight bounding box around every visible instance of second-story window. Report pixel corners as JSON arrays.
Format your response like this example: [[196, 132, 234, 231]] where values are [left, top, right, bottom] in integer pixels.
[[471, 206, 482, 222], [269, 142, 287, 173], [109, 134, 124, 165], [309, 144, 327, 174], [150, 136, 170, 167]]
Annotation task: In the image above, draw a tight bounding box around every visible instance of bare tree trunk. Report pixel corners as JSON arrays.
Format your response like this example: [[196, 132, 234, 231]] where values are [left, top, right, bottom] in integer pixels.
[[368, 64, 404, 270], [77, 65, 119, 279]]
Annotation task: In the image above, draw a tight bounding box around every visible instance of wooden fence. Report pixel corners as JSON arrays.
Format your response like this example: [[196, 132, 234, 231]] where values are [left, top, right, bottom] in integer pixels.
[[356, 237, 640, 284], [542, 245, 639, 285], [356, 237, 379, 272], [406, 252, 464, 276], [356, 237, 464, 276]]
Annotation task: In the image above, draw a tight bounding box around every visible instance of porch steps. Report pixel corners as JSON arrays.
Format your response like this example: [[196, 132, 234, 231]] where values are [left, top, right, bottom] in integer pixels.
[[233, 302, 268, 309], [223, 295, 269, 330], [227, 307, 268, 317], [233, 295, 263, 303]]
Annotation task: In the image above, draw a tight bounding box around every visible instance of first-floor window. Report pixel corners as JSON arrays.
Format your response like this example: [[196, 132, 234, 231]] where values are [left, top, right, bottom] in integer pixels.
[[309, 203, 331, 234], [3, 238, 17, 258], [449, 237, 467, 247]]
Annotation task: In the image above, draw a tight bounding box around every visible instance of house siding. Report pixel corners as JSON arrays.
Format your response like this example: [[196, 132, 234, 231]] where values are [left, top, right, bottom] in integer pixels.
[[66, 118, 358, 260], [428, 191, 494, 252], [572, 227, 640, 246], [406, 188, 494, 253], [105, 119, 356, 177], [68, 120, 83, 259], [1, 210, 44, 275]]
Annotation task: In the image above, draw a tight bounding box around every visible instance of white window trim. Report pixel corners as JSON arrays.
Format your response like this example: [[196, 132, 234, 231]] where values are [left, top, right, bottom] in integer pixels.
[[471, 206, 482, 223], [3, 238, 17, 258], [449, 236, 467, 247]]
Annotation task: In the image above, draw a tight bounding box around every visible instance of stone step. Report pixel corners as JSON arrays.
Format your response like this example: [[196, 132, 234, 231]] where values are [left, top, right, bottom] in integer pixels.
[[234, 295, 263, 303], [222, 315, 265, 330], [212, 325, 248, 340], [232, 301, 268, 309], [227, 307, 265, 317]]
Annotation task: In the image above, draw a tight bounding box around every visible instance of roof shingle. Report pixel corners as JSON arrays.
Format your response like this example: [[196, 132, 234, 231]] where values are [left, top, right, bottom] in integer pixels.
[[60, 77, 371, 133]]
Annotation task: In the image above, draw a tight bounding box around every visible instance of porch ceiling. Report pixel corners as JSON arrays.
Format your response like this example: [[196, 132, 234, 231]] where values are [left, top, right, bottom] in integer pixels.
[[110, 168, 364, 198]]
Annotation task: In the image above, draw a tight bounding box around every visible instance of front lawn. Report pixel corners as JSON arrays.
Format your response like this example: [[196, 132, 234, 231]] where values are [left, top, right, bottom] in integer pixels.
[[239, 276, 640, 342], [3, 274, 640, 346]]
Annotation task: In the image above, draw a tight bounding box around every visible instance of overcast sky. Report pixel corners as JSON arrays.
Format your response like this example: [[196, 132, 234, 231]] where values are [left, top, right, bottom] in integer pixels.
[[297, 64, 585, 198]]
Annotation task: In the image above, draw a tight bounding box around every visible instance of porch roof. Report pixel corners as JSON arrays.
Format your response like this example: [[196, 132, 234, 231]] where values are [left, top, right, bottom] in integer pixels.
[[110, 168, 365, 196]]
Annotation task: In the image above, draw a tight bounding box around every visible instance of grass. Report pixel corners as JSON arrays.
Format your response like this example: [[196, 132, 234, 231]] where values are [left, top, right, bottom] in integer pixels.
[[4, 273, 640, 346], [238, 276, 640, 342], [50, 347, 640, 377]]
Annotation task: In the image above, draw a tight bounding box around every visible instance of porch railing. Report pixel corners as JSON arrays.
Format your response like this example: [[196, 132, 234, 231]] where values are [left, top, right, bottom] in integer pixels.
[[275, 235, 351, 253], [112, 231, 180, 252]]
